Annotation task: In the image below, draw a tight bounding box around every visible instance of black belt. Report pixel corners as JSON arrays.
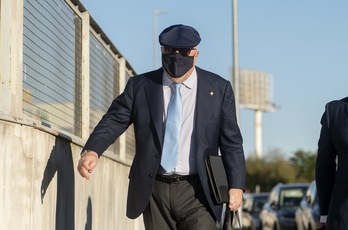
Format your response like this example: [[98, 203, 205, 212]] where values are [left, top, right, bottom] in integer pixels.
[[155, 174, 198, 184]]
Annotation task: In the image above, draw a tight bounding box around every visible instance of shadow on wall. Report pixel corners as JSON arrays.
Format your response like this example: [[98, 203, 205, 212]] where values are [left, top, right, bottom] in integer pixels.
[[86, 197, 92, 230], [41, 134, 75, 230]]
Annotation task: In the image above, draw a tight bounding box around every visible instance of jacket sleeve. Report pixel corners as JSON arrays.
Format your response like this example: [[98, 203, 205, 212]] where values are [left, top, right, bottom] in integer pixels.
[[219, 81, 246, 191], [316, 102, 337, 215]]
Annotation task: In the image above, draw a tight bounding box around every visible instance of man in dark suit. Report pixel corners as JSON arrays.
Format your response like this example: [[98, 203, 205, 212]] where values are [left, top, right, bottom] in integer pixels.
[[316, 97, 348, 230], [77, 24, 246, 229]]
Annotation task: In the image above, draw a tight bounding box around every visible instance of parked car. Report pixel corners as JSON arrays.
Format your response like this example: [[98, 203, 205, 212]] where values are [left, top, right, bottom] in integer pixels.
[[295, 180, 320, 230], [259, 183, 309, 230], [242, 192, 269, 230]]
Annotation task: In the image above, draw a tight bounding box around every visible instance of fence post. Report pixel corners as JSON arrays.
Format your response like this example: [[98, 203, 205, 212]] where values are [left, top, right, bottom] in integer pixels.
[[0, 0, 24, 118]]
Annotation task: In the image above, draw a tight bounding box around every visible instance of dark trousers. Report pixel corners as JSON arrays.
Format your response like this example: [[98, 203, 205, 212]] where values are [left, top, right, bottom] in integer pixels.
[[143, 175, 217, 230]]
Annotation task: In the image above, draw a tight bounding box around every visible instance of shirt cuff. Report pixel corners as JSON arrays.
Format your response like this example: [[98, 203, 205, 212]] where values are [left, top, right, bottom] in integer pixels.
[[320, 215, 327, 223], [81, 150, 88, 157]]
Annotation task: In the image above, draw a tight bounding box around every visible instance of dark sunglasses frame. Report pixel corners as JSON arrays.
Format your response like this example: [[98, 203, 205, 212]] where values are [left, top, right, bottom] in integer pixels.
[[162, 47, 196, 56]]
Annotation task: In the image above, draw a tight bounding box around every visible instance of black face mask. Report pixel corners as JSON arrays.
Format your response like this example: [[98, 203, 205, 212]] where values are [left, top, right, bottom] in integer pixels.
[[162, 53, 194, 78]]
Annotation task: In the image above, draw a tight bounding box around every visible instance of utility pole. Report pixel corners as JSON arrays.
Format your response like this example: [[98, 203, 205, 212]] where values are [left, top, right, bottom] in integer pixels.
[[232, 2, 243, 229], [153, 10, 169, 69], [232, 0, 240, 124]]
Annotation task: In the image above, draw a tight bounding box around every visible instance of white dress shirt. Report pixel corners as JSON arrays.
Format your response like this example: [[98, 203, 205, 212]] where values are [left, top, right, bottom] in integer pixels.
[[161, 69, 197, 175]]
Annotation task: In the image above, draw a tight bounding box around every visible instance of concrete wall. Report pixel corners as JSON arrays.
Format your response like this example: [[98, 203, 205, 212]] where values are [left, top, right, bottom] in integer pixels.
[[0, 119, 144, 230], [0, 0, 144, 228]]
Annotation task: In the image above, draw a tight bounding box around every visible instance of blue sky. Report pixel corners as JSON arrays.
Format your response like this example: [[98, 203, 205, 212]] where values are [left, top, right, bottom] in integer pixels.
[[80, 0, 348, 158]]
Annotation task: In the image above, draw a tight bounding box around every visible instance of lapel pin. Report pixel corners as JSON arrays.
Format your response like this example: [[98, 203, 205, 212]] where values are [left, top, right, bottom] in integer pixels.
[[210, 91, 214, 96]]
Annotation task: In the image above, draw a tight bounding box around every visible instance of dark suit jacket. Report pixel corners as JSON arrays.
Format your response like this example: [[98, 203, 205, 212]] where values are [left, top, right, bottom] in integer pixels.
[[83, 67, 246, 220], [316, 97, 348, 229]]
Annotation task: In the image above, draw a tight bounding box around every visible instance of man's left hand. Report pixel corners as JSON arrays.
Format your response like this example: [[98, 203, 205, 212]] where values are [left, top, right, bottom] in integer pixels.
[[228, 188, 243, 211]]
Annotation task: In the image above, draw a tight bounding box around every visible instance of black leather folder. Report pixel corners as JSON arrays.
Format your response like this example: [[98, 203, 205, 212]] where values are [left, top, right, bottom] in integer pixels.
[[205, 155, 229, 204]]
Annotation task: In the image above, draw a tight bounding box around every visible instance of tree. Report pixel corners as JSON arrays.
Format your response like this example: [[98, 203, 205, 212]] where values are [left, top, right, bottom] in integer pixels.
[[289, 149, 316, 182], [245, 148, 316, 193], [246, 148, 296, 192]]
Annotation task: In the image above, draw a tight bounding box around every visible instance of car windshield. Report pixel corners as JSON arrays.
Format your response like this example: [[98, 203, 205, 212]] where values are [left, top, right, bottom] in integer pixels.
[[279, 187, 306, 209], [253, 196, 268, 213]]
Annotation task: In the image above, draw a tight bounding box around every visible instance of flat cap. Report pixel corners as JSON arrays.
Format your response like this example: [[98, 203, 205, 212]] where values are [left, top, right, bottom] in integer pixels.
[[159, 24, 201, 48]]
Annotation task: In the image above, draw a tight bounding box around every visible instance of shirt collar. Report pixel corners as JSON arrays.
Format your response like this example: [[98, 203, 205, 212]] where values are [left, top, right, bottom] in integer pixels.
[[162, 68, 197, 90]]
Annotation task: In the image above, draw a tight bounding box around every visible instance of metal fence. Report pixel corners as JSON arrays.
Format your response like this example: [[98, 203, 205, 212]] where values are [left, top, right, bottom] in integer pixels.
[[23, 0, 80, 134], [20, 0, 136, 162]]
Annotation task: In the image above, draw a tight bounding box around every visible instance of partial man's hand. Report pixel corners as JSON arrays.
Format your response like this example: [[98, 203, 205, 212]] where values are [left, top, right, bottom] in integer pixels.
[[77, 150, 99, 180], [316, 222, 326, 230], [228, 188, 243, 212]]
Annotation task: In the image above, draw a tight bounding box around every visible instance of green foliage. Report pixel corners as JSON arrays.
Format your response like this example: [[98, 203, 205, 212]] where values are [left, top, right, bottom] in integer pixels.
[[289, 149, 316, 182], [245, 149, 316, 193]]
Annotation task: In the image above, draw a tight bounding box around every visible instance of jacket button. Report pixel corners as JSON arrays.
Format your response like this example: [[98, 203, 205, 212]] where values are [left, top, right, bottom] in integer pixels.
[[149, 173, 155, 178]]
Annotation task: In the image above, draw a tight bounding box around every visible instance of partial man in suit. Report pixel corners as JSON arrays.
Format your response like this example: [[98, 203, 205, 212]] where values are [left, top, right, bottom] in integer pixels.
[[316, 97, 348, 230], [77, 24, 246, 229]]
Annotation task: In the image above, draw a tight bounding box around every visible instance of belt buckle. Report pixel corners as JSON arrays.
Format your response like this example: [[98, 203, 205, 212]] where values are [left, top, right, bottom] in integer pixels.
[[169, 174, 180, 183]]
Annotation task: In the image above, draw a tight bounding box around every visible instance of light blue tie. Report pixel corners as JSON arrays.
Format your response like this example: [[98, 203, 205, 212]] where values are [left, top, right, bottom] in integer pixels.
[[161, 83, 182, 172]]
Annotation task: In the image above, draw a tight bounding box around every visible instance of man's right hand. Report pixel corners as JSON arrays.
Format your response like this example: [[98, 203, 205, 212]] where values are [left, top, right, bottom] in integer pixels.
[[77, 150, 99, 180], [317, 222, 326, 230]]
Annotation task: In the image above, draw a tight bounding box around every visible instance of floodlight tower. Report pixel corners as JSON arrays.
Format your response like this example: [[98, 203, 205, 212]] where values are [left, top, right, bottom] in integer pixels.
[[239, 69, 276, 158]]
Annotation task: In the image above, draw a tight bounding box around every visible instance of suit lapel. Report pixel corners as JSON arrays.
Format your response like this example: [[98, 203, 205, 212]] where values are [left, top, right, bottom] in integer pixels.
[[144, 68, 217, 150], [145, 69, 164, 147], [194, 68, 217, 151]]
